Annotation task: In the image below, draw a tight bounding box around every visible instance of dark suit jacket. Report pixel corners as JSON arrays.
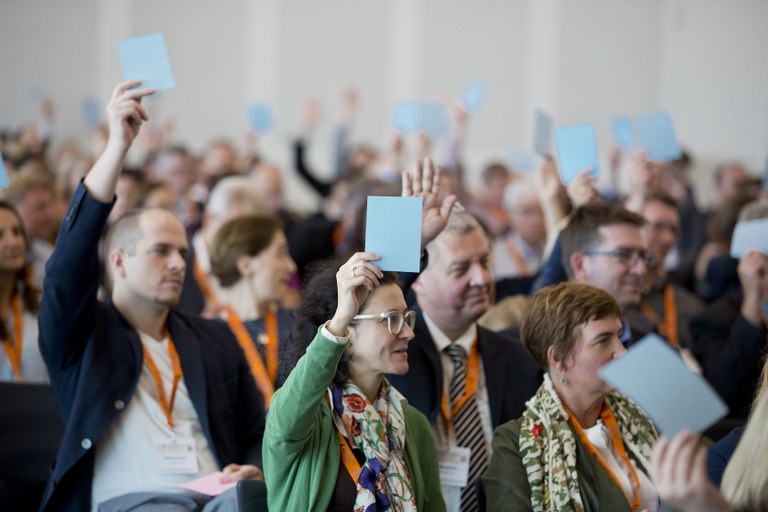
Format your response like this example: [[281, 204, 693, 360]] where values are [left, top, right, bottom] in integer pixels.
[[388, 305, 541, 428], [38, 185, 266, 511]]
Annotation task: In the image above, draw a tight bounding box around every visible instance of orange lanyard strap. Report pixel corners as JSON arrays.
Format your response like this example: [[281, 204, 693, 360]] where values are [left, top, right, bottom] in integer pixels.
[[565, 402, 642, 511], [337, 428, 363, 481], [265, 306, 279, 383], [224, 305, 275, 408], [192, 260, 219, 309], [440, 338, 481, 430], [504, 236, 530, 276], [142, 332, 183, 428], [1, 294, 24, 381], [640, 285, 678, 347]]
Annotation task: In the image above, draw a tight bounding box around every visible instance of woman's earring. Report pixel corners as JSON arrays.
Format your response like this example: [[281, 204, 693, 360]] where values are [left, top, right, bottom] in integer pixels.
[[560, 375, 566, 386]]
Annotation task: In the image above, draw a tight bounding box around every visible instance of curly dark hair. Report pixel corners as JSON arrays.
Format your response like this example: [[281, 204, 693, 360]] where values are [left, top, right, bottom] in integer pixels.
[[289, 257, 399, 385]]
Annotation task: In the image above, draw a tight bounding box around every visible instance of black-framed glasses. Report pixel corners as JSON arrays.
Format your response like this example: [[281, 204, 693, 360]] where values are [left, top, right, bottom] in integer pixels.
[[583, 248, 656, 268], [352, 310, 417, 335]]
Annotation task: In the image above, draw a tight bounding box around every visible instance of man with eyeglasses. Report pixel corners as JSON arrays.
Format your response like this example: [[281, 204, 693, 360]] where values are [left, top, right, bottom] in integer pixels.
[[389, 210, 540, 512], [561, 202, 660, 347]]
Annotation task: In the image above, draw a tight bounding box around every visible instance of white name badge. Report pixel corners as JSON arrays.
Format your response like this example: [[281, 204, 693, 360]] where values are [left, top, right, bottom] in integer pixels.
[[437, 446, 471, 488], [153, 436, 199, 474]]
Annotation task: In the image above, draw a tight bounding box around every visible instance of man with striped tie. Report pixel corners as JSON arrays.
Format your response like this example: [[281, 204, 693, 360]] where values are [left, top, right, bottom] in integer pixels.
[[389, 210, 540, 512]]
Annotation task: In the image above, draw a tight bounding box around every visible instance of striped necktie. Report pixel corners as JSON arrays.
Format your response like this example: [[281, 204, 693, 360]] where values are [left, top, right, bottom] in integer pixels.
[[444, 343, 489, 512]]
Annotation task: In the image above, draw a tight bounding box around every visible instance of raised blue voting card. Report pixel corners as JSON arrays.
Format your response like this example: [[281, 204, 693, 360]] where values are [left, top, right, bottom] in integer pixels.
[[117, 33, 176, 91], [365, 196, 422, 273], [554, 122, 600, 184]]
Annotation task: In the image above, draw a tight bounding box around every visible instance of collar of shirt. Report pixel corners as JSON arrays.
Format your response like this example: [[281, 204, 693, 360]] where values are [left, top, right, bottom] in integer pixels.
[[421, 310, 477, 355]]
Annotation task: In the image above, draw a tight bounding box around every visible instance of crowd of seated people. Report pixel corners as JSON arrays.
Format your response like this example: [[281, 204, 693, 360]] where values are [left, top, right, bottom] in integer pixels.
[[0, 79, 767, 511]]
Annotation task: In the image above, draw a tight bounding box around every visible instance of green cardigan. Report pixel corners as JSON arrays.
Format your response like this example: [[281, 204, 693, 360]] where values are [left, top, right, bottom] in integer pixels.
[[263, 330, 446, 511], [482, 419, 639, 512]]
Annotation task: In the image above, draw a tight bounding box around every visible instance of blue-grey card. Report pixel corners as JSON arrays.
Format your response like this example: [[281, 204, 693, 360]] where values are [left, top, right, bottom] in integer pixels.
[[599, 334, 727, 437], [364, 196, 422, 272], [0, 152, 9, 189], [763, 158, 768, 188], [393, 101, 422, 135], [730, 217, 768, 258], [554, 122, 600, 184], [247, 104, 272, 133], [117, 33, 176, 91], [81, 97, 102, 130], [422, 101, 450, 139], [508, 148, 537, 174], [533, 109, 553, 157], [461, 81, 488, 113], [611, 116, 636, 150], [635, 111, 681, 162]]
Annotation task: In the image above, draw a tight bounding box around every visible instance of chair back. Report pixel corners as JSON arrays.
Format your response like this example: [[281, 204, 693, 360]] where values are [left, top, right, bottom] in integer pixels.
[[236, 479, 268, 512]]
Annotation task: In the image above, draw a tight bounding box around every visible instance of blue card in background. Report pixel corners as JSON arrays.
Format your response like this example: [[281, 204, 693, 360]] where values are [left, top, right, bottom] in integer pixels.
[[0, 152, 10, 189], [117, 32, 176, 91], [247, 104, 272, 133], [393, 101, 422, 135], [635, 111, 682, 162], [763, 158, 768, 188], [508, 148, 537, 174], [611, 116, 636, 150], [27, 85, 45, 104], [599, 334, 727, 437], [730, 217, 768, 258], [533, 109, 553, 157], [364, 196, 423, 272], [460, 81, 488, 113], [553, 122, 600, 184], [421, 101, 451, 139], [81, 97, 102, 130]]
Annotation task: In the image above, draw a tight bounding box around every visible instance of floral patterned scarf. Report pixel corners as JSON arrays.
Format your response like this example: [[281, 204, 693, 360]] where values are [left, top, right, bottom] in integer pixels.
[[330, 379, 417, 512], [518, 374, 657, 512]]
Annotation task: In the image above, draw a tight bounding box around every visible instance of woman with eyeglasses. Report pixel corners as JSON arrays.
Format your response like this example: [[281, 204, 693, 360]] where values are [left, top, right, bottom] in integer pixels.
[[263, 158, 454, 511]]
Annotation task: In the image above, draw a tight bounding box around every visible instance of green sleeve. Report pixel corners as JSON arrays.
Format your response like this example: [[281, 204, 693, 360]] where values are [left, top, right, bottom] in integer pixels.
[[404, 405, 446, 512], [481, 420, 535, 511]]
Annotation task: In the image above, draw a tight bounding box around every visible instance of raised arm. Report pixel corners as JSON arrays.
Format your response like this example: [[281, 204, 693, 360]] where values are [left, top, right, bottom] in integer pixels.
[[401, 157, 457, 250]]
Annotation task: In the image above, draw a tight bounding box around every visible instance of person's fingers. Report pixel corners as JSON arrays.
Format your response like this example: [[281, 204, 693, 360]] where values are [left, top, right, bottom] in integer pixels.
[[430, 163, 443, 196], [401, 168, 413, 197], [411, 160, 423, 195], [650, 436, 669, 482], [112, 80, 142, 99], [440, 194, 457, 219], [421, 157, 434, 194]]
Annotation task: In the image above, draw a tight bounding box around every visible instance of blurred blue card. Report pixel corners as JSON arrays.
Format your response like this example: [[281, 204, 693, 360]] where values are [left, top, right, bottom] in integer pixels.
[[533, 109, 553, 157], [422, 101, 450, 139], [635, 111, 681, 162], [730, 217, 768, 258], [393, 101, 422, 135], [460, 81, 488, 113], [554, 122, 600, 184], [599, 334, 727, 437], [365, 196, 422, 272], [763, 158, 768, 188], [247, 104, 272, 133], [117, 32, 176, 90], [27, 86, 45, 104], [508, 148, 537, 174], [81, 97, 102, 130], [611, 116, 636, 150], [0, 152, 9, 189]]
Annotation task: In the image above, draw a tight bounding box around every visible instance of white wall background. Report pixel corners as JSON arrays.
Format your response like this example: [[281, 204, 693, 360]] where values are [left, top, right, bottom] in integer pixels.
[[2, 0, 767, 209]]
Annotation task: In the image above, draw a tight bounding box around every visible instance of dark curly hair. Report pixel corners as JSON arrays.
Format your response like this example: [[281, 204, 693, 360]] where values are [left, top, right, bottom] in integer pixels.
[[289, 257, 399, 385]]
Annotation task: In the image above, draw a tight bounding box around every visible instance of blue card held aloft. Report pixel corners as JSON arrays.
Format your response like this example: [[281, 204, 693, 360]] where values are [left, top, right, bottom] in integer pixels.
[[0, 152, 10, 190], [364, 196, 423, 273], [730, 217, 768, 258], [460, 81, 488, 113], [117, 33, 176, 91], [247, 104, 272, 133], [763, 158, 768, 188], [599, 334, 727, 437], [393, 101, 422, 135], [421, 101, 450, 139], [533, 109, 553, 157], [611, 116, 636, 150], [554, 122, 600, 184], [635, 111, 681, 162], [508, 148, 537, 174], [81, 97, 102, 130]]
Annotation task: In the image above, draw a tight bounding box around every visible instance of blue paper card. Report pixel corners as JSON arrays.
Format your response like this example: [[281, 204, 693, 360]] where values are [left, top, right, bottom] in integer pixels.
[[635, 111, 681, 162], [534, 109, 553, 157], [0, 152, 9, 190], [421, 101, 450, 139], [81, 97, 102, 130], [730, 217, 768, 258], [364, 196, 423, 272], [763, 158, 768, 188], [611, 116, 636, 150], [460, 81, 488, 113], [393, 101, 422, 135], [247, 104, 272, 133], [599, 334, 727, 437], [554, 122, 600, 184], [117, 33, 176, 90], [508, 148, 537, 174]]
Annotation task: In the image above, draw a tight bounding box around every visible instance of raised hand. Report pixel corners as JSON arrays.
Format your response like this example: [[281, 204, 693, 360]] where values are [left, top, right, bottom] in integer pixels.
[[327, 252, 383, 337], [105, 80, 155, 152], [402, 157, 457, 248]]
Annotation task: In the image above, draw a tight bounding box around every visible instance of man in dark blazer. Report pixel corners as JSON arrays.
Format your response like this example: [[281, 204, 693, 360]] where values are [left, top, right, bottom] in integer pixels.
[[389, 211, 540, 512], [38, 82, 265, 511]]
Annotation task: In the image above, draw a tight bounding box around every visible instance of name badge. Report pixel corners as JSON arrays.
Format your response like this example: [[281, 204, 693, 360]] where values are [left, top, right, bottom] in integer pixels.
[[154, 436, 199, 474], [437, 446, 471, 488]]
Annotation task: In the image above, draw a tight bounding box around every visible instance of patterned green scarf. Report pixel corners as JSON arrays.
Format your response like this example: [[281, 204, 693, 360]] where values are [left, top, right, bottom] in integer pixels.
[[518, 374, 657, 512]]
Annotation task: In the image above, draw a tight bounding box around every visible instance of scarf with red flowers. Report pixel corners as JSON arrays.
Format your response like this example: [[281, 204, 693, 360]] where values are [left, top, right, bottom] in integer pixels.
[[330, 379, 417, 512]]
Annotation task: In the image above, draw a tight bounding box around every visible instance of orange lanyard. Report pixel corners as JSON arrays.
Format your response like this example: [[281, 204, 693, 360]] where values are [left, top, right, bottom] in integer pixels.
[[223, 305, 275, 408], [336, 429, 363, 481], [565, 403, 642, 511], [1, 294, 24, 381], [193, 260, 219, 309], [504, 235, 530, 276], [143, 331, 183, 428], [641, 285, 678, 347], [264, 306, 279, 383], [440, 339, 481, 430]]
